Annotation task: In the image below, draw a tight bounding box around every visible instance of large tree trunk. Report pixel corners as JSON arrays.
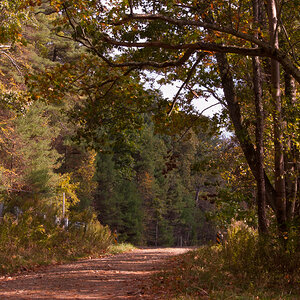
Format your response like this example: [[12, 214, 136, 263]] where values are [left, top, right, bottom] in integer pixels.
[[216, 52, 276, 212], [252, 0, 268, 234], [267, 0, 287, 232]]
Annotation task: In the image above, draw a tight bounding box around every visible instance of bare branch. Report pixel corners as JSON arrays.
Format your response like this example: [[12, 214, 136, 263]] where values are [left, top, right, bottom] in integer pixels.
[[0, 45, 11, 50], [279, 21, 299, 66], [62, 4, 77, 32], [92, 47, 197, 69], [197, 86, 226, 105], [173, 4, 195, 10], [35, 7, 58, 15], [129, 0, 133, 15], [0, 51, 23, 77], [167, 53, 205, 116]]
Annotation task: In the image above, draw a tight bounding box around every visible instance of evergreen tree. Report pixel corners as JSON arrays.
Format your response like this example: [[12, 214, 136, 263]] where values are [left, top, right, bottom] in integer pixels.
[[12, 101, 61, 210]]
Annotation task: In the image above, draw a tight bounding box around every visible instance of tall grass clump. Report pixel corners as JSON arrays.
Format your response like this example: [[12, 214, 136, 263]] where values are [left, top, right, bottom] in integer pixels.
[[221, 220, 300, 286], [0, 208, 113, 275], [108, 243, 136, 254], [222, 221, 259, 274]]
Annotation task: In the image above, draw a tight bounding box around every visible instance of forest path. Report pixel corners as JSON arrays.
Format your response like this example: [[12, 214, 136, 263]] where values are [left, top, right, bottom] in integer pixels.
[[0, 247, 192, 299]]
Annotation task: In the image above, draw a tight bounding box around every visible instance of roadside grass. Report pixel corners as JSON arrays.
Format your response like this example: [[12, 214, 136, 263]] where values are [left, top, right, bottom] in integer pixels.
[[151, 247, 299, 299], [0, 211, 136, 276], [0, 240, 135, 276], [0, 211, 114, 275], [150, 222, 300, 299], [108, 242, 136, 254]]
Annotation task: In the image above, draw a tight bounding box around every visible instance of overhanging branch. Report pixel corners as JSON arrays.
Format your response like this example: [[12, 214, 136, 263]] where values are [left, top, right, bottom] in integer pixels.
[[167, 53, 205, 116], [115, 13, 268, 49], [110, 13, 300, 82]]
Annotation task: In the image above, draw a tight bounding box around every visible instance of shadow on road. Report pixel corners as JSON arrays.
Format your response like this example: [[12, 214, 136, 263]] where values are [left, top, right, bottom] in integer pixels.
[[0, 248, 192, 299]]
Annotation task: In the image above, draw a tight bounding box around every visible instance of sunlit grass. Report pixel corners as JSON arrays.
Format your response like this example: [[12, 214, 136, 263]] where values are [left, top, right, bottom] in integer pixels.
[[0, 213, 113, 275], [108, 242, 136, 254], [149, 222, 300, 299], [150, 246, 299, 299]]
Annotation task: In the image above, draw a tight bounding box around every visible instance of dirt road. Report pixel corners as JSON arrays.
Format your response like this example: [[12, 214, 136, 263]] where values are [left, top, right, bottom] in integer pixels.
[[0, 248, 191, 299]]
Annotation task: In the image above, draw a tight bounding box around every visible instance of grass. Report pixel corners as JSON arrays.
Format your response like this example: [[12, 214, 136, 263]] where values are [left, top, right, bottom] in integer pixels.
[[0, 212, 136, 276], [0, 238, 135, 276], [150, 246, 299, 299], [0, 211, 114, 275], [149, 222, 300, 299], [108, 242, 136, 254]]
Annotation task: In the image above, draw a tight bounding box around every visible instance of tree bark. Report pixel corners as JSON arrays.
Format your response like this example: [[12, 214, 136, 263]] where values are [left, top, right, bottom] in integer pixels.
[[284, 72, 298, 222], [252, 0, 268, 234], [216, 52, 276, 213], [267, 0, 287, 232]]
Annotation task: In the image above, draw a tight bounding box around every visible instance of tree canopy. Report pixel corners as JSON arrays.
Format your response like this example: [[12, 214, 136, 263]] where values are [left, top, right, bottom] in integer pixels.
[[38, 0, 300, 236]]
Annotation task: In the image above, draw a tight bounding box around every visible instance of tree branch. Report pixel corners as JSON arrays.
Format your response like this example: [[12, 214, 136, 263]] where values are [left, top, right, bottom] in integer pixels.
[[102, 35, 269, 56], [110, 13, 300, 82], [101, 67, 137, 99], [0, 51, 23, 77], [92, 46, 197, 69], [167, 53, 205, 116], [0, 45, 11, 50], [115, 13, 268, 48]]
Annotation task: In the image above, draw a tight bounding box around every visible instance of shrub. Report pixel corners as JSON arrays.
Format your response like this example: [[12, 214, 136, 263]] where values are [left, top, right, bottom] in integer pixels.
[[0, 208, 113, 274], [222, 220, 259, 274], [221, 220, 300, 285]]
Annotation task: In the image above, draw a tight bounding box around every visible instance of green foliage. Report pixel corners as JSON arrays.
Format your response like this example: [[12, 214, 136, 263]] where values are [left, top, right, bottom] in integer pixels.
[[217, 221, 300, 299], [44, 0, 299, 242], [3, 0, 224, 250], [5, 0, 296, 283], [116, 180, 143, 244], [222, 221, 260, 273], [93, 118, 219, 246], [7, 102, 61, 208], [94, 150, 144, 244], [209, 187, 258, 229], [204, 138, 260, 230], [68, 150, 97, 210]]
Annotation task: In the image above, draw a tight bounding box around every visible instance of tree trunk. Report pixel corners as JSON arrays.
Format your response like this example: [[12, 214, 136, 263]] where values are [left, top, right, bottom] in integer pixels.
[[195, 186, 200, 207], [252, 0, 268, 234], [284, 72, 298, 222], [216, 52, 276, 213], [155, 219, 158, 247], [267, 0, 287, 232]]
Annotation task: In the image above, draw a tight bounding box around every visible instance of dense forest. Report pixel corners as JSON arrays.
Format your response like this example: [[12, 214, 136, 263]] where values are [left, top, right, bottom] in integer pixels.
[[0, 0, 299, 297], [0, 0, 241, 247]]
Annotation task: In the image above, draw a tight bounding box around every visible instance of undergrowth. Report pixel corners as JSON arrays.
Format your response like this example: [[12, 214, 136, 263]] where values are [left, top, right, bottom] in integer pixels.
[[150, 221, 300, 299], [0, 208, 113, 275]]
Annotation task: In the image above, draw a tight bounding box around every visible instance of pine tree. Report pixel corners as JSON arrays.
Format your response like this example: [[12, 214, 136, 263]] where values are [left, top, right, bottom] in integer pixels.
[[12, 101, 61, 210]]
